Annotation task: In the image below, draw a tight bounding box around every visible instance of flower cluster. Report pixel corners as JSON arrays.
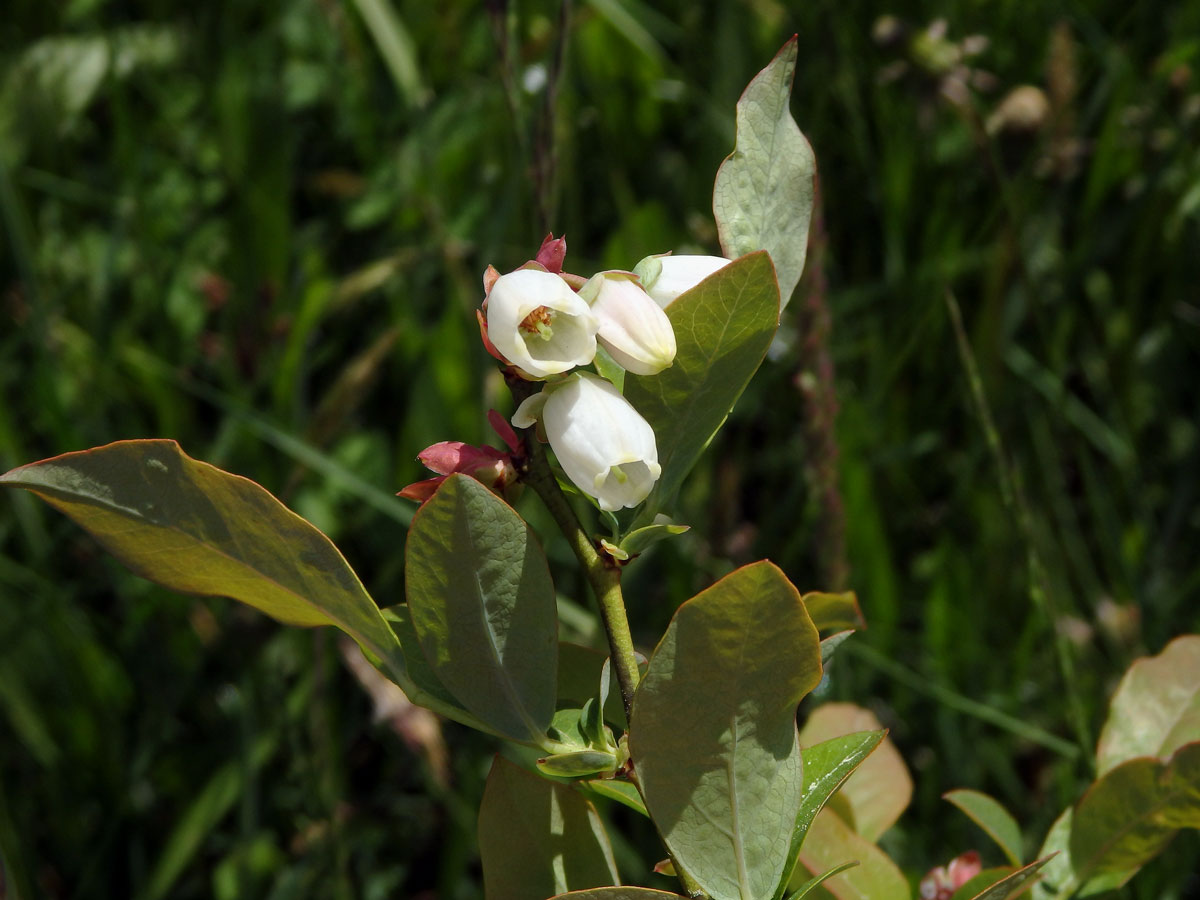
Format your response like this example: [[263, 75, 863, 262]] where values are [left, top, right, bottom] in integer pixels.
[[403, 235, 729, 512]]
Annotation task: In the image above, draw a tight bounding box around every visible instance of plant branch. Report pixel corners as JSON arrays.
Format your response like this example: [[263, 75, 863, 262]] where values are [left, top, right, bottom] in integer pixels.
[[516, 415, 642, 721]]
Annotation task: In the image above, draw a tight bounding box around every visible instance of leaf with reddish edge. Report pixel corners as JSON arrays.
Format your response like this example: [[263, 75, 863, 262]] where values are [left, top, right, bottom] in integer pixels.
[[712, 35, 816, 308], [630, 561, 821, 900], [1031, 808, 1132, 900], [1069, 741, 1200, 878], [944, 789, 1024, 866], [1096, 635, 1200, 776], [802, 591, 865, 634], [625, 251, 780, 528], [0, 439, 407, 683]]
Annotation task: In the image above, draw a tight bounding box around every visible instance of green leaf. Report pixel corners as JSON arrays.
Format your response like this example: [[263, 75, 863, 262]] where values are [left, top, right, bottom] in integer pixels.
[[948, 869, 1012, 900], [625, 251, 780, 525], [0, 440, 407, 680], [549, 890, 685, 899], [478, 756, 619, 900], [558, 642, 628, 730], [784, 862, 859, 900], [820, 631, 854, 665], [791, 808, 911, 900], [579, 779, 648, 818], [798, 704, 912, 843], [712, 36, 815, 309], [349, 0, 428, 109], [952, 857, 1053, 900], [1096, 635, 1200, 776], [630, 561, 822, 900], [944, 789, 1024, 866], [381, 605, 466, 712], [801, 592, 865, 634], [405, 474, 558, 745], [1031, 809, 1133, 900], [1069, 741, 1200, 879], [593, 343, 627, 393], [617, 520, 690, 557], [778, 731, 886, 895]]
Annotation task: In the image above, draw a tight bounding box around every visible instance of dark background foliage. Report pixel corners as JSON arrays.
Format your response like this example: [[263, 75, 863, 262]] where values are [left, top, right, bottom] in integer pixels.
[[2, 0, 1198, 897]]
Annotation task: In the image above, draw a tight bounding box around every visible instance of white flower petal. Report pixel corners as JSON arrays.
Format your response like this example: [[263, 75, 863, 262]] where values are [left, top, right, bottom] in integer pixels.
[[635, 254, 732, 309], [511, 391, 547, 429], [486, 269, 599, 378], [582, 272, 676, 376], [540, 373, 660, 511]]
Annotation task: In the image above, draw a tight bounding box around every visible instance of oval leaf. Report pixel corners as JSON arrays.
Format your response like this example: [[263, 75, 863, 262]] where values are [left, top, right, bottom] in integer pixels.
[[792, 807, 911, 900], [1096, 635, 1200, 776], [1030, 808, 1133, 900], [405, 474, 558, 744], [944, 789, 1024, 867], [1069, 741, 1200, 879], [801, 591, 865, 634], [0, 440, 406, 678], [624, 251, 780, 526], [798, 704, 912, 842], [630, 561, 822, 900], [479, 756, 619, 900], [713, 35, 816, 308]]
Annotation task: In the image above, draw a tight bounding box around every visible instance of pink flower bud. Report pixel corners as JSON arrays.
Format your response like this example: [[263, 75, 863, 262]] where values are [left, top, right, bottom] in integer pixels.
[[398, 414, 522, 505]]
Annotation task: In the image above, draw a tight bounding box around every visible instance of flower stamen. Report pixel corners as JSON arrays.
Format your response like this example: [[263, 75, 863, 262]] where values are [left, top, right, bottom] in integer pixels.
[[519, 306, 555, 341]]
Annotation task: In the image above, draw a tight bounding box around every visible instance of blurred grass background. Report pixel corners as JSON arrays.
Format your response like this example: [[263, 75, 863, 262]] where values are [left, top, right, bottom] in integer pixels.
[[2, 0, 1199, 897]]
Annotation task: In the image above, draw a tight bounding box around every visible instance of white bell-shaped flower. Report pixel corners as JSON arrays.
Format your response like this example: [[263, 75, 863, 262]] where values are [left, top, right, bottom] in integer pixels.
[[579, 271, 676, 376], [513, 373, 661, 511], [634, 253, 732, 308], [486, 268, 599, 379]]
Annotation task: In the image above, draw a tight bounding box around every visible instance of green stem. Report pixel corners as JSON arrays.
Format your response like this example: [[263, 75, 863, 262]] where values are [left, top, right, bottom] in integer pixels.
[[520, 435, 641, 720], [945, 292, 1093, 762]]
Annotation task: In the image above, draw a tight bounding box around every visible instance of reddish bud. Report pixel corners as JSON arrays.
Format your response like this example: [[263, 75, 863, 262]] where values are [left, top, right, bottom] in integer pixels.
[[399, 437, 520, 506], [535, 233, 568, 273], [919, 851, 982, 900], [397, 477, 445, 503]]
